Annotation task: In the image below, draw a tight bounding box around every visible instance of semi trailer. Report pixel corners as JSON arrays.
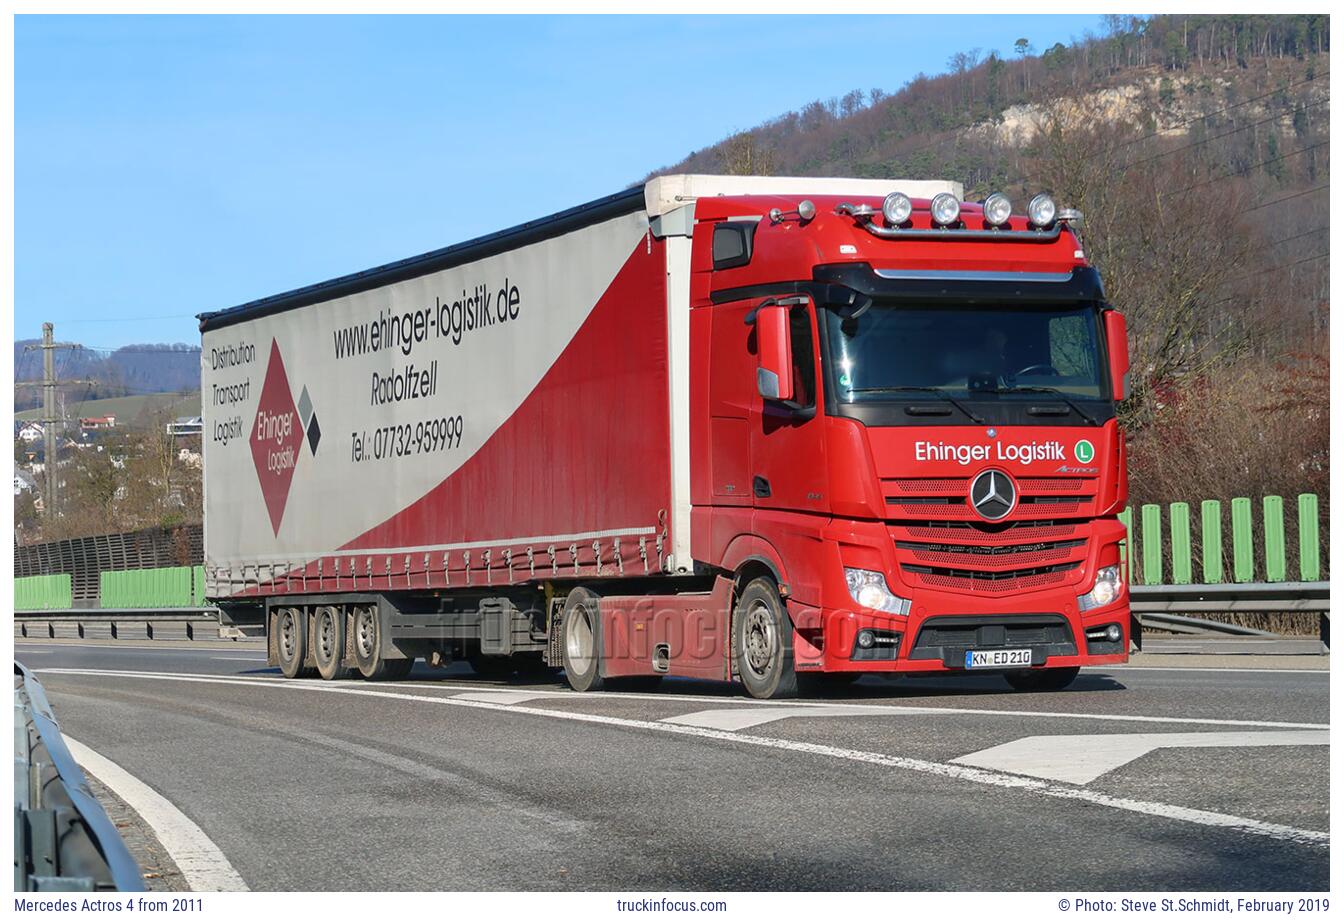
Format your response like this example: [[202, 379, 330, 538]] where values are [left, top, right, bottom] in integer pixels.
[[199, 174, 1133, 699]]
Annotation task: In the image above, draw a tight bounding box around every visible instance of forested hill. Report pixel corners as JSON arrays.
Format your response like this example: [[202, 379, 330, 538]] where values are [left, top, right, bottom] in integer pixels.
[[652, 14, 1330, 513], [13, 341, 200, 411]]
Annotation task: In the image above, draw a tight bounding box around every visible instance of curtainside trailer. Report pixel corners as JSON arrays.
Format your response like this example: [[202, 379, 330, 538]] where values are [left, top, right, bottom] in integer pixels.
[[199, 174, 1133, 698]]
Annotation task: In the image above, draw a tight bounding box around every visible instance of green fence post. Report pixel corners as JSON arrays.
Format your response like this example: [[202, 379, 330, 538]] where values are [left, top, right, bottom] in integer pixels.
[[1231, 497, 1254, 582], [1141, 503, 1163, 585], [1200, 500, 1223, 583], [1169, 502, 1192, 584], [1118, 507, 1133, 582], [1298, 493, 1321, 582], [1263, 496, 1286, 583]]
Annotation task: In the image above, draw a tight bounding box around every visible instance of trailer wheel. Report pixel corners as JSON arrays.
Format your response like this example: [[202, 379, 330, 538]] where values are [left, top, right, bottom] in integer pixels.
[[1004, 666, 1080, 692], [560, 587, 604, 692], [352, 604, 411, 680], [313, 606, 351, 681], [276, 607, 313, 680], [733, 577, 798, 699]]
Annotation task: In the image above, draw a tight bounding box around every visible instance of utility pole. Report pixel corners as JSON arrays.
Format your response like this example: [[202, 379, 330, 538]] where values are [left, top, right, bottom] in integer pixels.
[[21, 323, 81, 518]]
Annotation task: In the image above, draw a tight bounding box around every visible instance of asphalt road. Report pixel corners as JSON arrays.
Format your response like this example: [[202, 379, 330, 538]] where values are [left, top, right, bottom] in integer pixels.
[[16, 640, 1330, 892]]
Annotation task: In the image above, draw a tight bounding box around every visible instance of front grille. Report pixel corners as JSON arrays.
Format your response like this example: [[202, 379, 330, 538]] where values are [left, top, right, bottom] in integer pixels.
[[896, 538, 1085, 570], [881, 475, 1096, 522], [904, 561, 1079, 594]]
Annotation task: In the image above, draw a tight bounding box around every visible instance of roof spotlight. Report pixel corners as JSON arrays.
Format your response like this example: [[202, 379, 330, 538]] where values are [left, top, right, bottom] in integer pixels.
[[1028, 193, 1057, 228], [983, 192, 1012, 227], [882, 192, 913, 226], [930, 193, 961, 227]]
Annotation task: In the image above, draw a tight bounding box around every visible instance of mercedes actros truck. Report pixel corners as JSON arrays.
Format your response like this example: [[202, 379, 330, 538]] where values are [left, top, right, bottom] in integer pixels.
[[200, 174, 1133, 699]]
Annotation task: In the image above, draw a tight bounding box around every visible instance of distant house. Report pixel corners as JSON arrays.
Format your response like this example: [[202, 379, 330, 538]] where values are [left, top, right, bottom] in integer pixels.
[[177, 447, 202, 469], [13, 469, 37, 496], [16, 421, 43, 443], [80, 415, 117, 432], [167, 416, 203, 437]]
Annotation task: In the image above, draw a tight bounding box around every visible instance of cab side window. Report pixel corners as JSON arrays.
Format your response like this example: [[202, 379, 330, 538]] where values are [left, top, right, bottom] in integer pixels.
[[788, 306, 817, 409]]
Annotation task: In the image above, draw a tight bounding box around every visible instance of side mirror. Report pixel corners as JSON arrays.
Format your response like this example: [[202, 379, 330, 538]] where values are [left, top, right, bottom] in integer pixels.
[[755, 304, 793, 401], [1104, 309, 1130, 402]]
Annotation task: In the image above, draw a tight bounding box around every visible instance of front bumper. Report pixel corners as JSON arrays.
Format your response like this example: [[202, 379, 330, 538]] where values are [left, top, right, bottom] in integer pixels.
[[795, 596, 1131, 674]]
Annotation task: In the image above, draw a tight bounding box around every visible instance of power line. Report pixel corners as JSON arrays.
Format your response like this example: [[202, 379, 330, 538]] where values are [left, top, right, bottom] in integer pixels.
[[1244, 183, 1329, 212], [1268, 226, 1329, 247], [1172, 139, 1330, 195], [1109, 70, 1328, 156], [1119, 96, 1329, 172]]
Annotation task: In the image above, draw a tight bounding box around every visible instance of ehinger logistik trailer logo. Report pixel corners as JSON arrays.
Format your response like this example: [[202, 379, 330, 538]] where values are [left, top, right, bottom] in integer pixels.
[[250, 339, 321, 534]]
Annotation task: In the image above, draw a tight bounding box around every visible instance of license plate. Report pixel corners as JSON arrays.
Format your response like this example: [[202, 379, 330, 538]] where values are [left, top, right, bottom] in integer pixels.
[[965, 648, 1033, 669]]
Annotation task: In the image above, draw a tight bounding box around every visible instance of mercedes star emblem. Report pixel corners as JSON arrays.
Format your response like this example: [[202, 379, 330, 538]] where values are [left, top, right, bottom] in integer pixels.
[[969, 469, 1016, 521]]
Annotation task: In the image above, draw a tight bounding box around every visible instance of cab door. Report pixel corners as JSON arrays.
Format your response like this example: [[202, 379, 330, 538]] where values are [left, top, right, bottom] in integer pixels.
[[749, 298, 828, 515]]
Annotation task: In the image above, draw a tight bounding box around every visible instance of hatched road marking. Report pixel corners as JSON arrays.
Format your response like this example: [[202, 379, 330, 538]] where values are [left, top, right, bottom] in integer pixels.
[[953, 730, 1330, 784], [40, 668, 1329, 849]]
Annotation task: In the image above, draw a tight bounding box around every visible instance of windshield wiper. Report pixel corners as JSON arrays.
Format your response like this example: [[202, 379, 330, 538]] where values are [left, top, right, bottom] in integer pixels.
[[847, 386, 986, 424], [992, 385, 1099, 426]]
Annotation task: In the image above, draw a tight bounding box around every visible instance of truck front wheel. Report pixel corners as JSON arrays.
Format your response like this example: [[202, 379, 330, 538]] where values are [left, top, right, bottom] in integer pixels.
[[1004, 666, 1080, 692], [733, 577, 798, 700], [561, 587, 604, 693]]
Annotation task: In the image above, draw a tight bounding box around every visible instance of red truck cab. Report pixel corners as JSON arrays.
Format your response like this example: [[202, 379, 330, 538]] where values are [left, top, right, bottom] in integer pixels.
[[683, 189, 1132, 697]]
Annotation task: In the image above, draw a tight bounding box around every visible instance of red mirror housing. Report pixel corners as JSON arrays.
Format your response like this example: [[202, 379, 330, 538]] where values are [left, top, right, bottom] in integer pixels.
[[756, 304, 793, 402], [1104, 309, 1130, 402]]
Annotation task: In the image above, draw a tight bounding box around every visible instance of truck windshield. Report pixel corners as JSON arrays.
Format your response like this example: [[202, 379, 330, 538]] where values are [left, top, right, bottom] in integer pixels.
[[822, 302, 1107, 411]]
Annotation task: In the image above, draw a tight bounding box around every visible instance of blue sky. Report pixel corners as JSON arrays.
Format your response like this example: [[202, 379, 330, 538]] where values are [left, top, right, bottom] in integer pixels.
[[16, 14, 1100, 349]]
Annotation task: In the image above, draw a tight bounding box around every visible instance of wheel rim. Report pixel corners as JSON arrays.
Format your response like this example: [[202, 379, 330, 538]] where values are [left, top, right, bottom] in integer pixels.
[[743, 601, 776, 679], [355, 608, 377, 659], [566, 605, 593, 676], [317, 609, 335, 661], [278, 610, 297, 661]]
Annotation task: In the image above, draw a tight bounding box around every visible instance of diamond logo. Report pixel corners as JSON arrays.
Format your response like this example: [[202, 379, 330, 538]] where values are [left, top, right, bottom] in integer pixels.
[[250, 340, 305, 535]]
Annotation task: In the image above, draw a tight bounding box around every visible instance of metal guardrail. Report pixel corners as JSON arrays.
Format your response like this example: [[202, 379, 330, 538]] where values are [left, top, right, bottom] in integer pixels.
[[14, 607, 227, 641], [1131, 582, 1330, 645], [15, 662, 145, 891]]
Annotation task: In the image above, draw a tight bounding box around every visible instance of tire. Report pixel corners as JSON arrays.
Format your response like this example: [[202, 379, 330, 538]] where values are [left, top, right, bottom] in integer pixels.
[[1004, 666, 1080, 692], [313, 606, 351, 681], [733, 577, 798, 699], [275, 607, 313, 679], [351, 604, 411, 680], [561, 587, 604, 692]]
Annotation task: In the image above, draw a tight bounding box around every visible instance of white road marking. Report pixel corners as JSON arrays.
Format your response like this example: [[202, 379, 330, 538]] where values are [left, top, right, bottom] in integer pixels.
[[664, 705, 908, 731], [953, 730, 1331, 784], [209, 657, 267, 662], [16, 642, 264, 654], [63, 736, 249, 891], [450, 690, 559, 705], [42, 667, 1328, 729], [41, 669, 1329, 849]]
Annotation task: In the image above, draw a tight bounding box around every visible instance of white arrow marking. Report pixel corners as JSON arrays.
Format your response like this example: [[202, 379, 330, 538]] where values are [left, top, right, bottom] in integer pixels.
[[952, 730, 1330, 785]]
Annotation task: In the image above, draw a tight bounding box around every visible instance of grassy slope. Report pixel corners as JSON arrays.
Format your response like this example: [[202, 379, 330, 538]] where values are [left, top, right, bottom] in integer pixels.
[[15, 391, 201, 428]]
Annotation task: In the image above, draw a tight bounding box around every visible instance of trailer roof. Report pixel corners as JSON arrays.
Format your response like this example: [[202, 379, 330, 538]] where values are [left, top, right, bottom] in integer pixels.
[[197, 184, 646, 333]]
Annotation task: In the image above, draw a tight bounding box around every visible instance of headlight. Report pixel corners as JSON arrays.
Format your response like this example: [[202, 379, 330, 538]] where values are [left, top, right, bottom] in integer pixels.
[[844, 568, 912, 615], [1028, 192, 1057, 227], [882, 192, 912, 225], [1078, 565, 1123, 612], [982, 192, 1012, 227], [930, 193, 961, 226]]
